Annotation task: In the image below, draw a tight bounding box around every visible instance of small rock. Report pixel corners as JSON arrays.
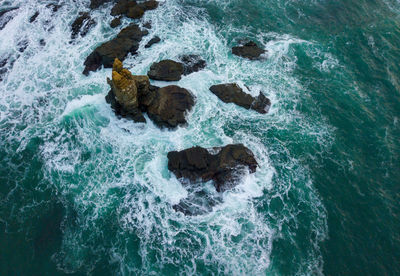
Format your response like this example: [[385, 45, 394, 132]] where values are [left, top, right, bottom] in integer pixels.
[[143, 21, 151, 29], [232, 41, 265, 60], [168, 144, 258, 193], [110, 16, 122, 28], [144, 36, 160, 48], [147, 60, 184, 81], [90, 0, 113, 9], [209, 83, 271, 114], [179, 54, 206, 75], [29, 11, 39, 23], [71, 12, 96, 39], [110, 0, 137, 16], [46, 3, 61, 12]]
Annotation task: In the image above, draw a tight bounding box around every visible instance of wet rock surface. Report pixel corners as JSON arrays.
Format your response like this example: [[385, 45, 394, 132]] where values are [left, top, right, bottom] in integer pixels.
[[71, 12, 96, 39], [110, 16, 122, 28], [0, 7, 19, 30], [168, 144, 258, 193], [83, 24, 148, 75], [147, 59, 184, 81], [232, 41, 265, 60], [179, 54, 206, 75], [145, 36, 160, 48], [106, 59, 194, 128], [209, 83, 271, 114]]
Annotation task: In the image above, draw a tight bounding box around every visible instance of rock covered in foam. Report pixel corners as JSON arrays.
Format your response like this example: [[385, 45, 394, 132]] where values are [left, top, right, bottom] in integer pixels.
[[71, 12, 96, 39], [209, 83, 271, 114], [168, 144, 258, 193]]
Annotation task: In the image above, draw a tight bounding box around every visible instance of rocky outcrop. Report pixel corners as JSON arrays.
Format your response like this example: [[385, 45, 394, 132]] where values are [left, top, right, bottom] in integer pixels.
[[232, 41, 265, 60], [145, 36, 160, 48], [179, 54, 206, 75], [110, 0, 158, 18], [106, 59, 195, 128], [110, 16, 122, 28], [147, 60, 184, 81], [71, 12, 96, 39], [83, 24, 148, 75], [209, 83, 271, 114], [168, 144, 258, 193], [145, 85, 195, 128]]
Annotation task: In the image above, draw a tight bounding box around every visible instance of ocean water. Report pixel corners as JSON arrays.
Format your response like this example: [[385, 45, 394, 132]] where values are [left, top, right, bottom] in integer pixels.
[[0, 0, 399, 275]]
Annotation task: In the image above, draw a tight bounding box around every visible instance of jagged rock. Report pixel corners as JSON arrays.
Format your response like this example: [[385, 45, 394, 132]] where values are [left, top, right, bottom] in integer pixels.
[[143, 21, 151, 29], [209, 83, 271, 114], [106, 58, 147, 122], [110, 16, 122, 28], [144, 36, 160, 48], [46, 3, 61, 12], [29, 11, 39, 23], [145, 85, 195, 128], [179, 54, 206, 75], [83, 24, 147, 75], [232, 41, 265, 60], [106, 59, 194, 128], [168, 144, 258, 193], [71, 12, 96, 39], [147, 60, 184, 81]]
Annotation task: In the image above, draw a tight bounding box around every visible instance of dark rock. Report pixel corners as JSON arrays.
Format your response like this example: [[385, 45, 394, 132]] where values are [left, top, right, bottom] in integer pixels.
[[168, 144, 258, 193], [110, 0, 137, 16], [179, 54, 206, 75], [172, 190, 223, 216], [17, 39, 29, 53], [209, 83, 270, 114], [232, 41, 265, 60], [126, 5, 144, 19], [147, 60, 184, 81], [29, 11, 39, 23], [145, 85, 195, 128], [106, 58, 147, 122], [110, 16, 122, 28], [106, 59, 194, 128], [143, 21, 151, 29], [138, 0, 159, 11], [144, 36, 160, 48], [83, 24, 148, 75], [39, 39, 46, 46], [71, 12, 96, 39], [90, 0, 114, 9], [0, 7, 19, 30], [46, 4, 61, 12]]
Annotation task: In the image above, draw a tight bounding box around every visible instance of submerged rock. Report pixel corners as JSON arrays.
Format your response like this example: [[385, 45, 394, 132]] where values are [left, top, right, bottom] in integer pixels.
[[147, 60, 184, 81], [144, 36, 160, 48], [110, 0, 137, 16], [209, 83, 271, 114], [71, 12, 96, 39], [168, 144, 258, 193], [179, 54, 206, 75], [106, 59, 194, 128], [83, 24, 148, 75], [90, 0, 114, 9], [232, 41, 265, 60], [0, 7, 19, 30]]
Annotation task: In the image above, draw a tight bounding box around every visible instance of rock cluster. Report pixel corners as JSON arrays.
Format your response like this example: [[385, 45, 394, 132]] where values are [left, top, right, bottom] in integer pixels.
[[83, 24, 148, 75], [71, 12, 96, 39], [168, 144, 258, 193], [106, 59, 194, 128], [210, 83, 271, 114]]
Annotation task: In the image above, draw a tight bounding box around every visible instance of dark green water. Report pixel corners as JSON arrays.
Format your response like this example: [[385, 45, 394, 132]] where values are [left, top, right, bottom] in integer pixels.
[[1, 0, 399, 275]]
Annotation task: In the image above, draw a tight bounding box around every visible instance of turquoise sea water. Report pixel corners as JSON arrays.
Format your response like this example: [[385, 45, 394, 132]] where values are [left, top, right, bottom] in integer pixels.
[[0, 0, 399, 275]]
